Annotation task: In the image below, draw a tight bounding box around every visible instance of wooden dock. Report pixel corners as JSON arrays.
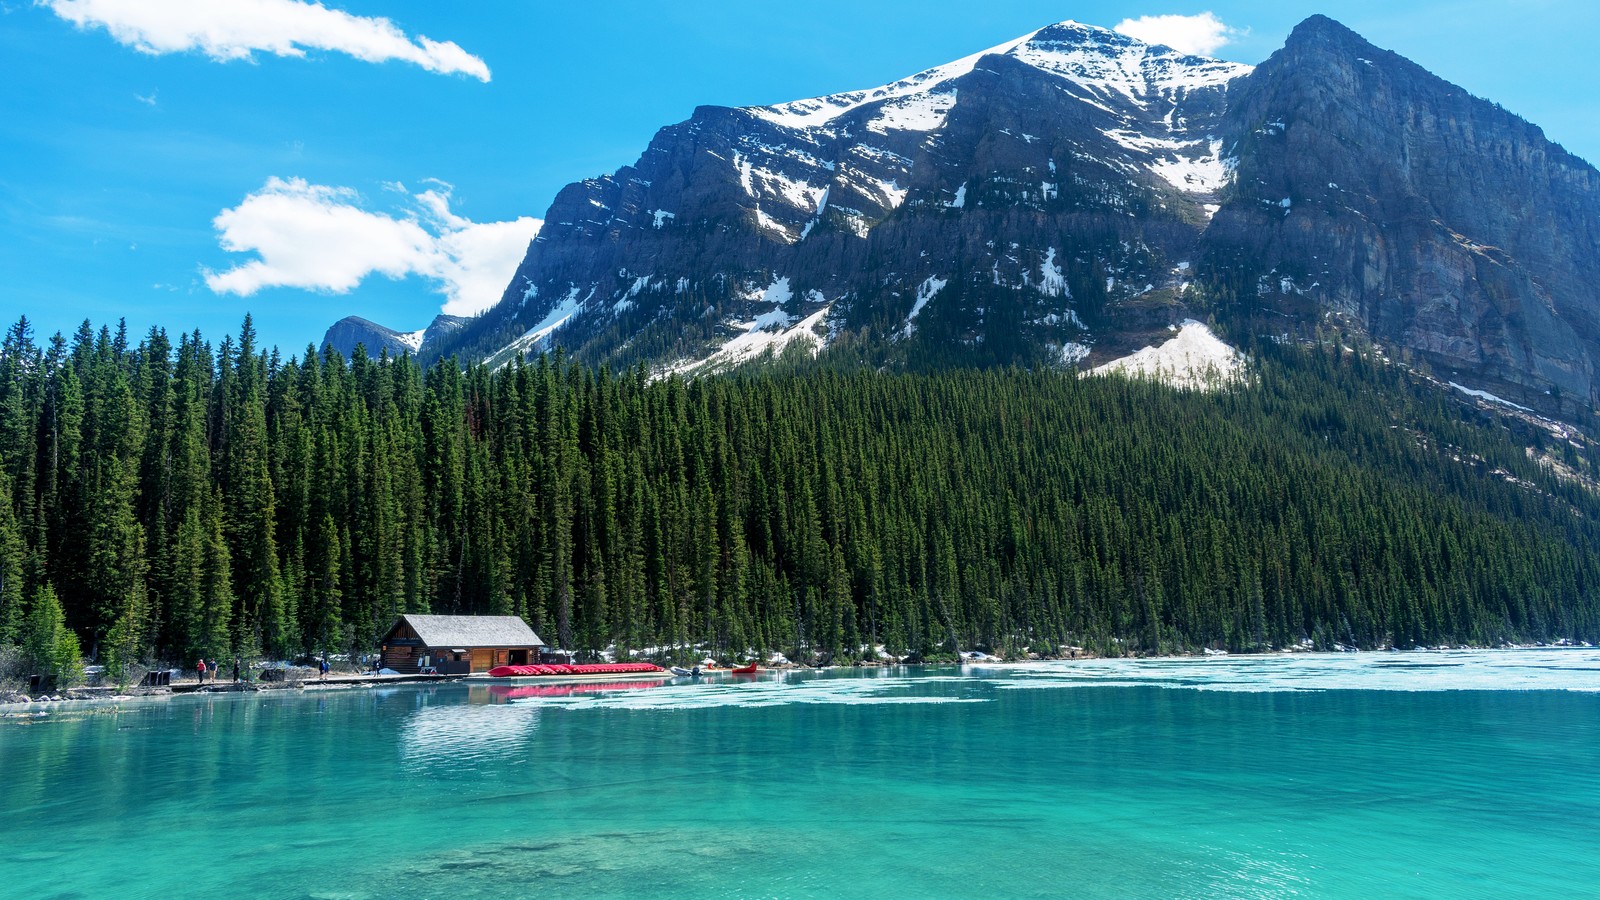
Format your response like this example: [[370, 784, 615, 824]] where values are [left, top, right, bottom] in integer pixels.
[[171, 672, 465, 694]]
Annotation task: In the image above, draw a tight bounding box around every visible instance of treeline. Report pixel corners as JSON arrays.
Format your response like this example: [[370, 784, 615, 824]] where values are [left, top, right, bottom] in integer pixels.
[[0, 314, 1597, 675]]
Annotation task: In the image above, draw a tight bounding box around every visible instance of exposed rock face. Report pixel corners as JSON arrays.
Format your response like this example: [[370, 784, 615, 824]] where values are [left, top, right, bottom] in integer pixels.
[[418, 313, 469, 354], [321, 314, 467, 360], [427, 21, 1253, 373], [322, 316, 415, 359], [342, 15, 1599, 412], [1205, 15, 1600, 410]]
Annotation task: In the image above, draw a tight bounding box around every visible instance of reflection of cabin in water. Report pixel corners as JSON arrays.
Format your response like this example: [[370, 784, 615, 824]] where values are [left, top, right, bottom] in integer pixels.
[[379, 615, 544, 674]]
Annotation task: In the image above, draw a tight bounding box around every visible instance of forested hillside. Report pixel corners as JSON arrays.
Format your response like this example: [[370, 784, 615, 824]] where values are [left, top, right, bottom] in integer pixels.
[[0, 315, 1596, 675]]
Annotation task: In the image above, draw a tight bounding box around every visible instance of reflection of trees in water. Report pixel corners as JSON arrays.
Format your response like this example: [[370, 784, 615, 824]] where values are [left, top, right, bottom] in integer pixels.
[[3, 693, 316, 833]]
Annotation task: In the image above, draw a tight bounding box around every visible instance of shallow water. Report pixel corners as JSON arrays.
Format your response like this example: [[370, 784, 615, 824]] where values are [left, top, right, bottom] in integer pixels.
[[3, 650, 1598, 898]]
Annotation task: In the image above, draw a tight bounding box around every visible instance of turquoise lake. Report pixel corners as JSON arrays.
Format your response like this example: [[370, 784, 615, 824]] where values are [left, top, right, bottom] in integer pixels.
[[4, 650, 1598, 898]]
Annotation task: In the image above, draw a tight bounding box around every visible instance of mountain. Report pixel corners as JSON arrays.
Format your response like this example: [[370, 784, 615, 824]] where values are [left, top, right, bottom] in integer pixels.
[[15, 16, 1600, 668], [420, 19, 1249, 375], [321, 313, 467, 359], [342, 15, 1600, 414], [1207, 16, 1600, 413]]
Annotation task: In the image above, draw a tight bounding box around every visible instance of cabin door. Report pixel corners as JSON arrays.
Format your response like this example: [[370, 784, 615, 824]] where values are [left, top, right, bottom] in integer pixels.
[[470, 648, 493, 672]]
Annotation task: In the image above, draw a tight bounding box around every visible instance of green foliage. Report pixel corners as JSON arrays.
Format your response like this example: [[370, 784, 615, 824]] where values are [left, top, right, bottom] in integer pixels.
[[22, 584, 81, 687], [0, 314, 1597, 667], [0, 475, 24, 645]]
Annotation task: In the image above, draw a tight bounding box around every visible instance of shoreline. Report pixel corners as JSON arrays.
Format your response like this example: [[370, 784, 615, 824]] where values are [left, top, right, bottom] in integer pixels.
[[2, 643, 1595, 716]]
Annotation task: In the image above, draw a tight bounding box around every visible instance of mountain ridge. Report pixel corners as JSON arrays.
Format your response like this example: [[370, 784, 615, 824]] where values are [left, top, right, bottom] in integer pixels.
[[418, 16, 1254, 376], [327, 14, 1600, 417], [1206, 13, 1600, 412], [322, 312, 467, 360]]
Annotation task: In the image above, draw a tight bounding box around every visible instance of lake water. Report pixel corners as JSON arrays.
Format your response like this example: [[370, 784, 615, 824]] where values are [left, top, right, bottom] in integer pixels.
[[4, 650, 1598, 898]]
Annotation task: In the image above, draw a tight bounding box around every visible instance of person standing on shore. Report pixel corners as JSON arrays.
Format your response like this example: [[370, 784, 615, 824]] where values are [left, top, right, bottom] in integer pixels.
[[196, 658, 206, 685], [233, 658, 241, 684], [319, 657, 329, 681]]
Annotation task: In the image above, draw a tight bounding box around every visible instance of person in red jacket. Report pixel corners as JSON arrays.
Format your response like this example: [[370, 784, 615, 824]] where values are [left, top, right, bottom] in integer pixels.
[[196, 659, 207, 685]]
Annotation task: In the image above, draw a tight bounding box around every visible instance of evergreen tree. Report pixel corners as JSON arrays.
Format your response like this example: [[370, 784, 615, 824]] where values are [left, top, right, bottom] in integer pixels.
[[2, 314, 1598, 664], [0, 476, 24, 644], [22, 584, 81, 687]]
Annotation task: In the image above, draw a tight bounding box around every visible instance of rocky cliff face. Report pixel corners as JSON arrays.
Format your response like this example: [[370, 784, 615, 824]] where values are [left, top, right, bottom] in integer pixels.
[[321, 313, 467, 360], [422, 21, 1254, 374], [322, 316, 416, 359], [342, 15, 1600, 413], [1205, 15, 1600, 410]]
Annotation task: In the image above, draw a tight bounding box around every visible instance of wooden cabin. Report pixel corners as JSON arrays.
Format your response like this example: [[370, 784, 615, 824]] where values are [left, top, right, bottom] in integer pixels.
[[379, 614, 544, 674]]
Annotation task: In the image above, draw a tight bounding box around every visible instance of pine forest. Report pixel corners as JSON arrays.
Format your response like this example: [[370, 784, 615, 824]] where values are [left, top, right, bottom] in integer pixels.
[[1, 314, 1597, 680]]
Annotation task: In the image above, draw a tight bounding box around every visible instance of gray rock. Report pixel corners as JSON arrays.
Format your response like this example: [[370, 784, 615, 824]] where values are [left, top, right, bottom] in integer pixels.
[[319, 314, 471, 361], [320, 316, 419, 359], [380, 15, 1597, 416], [1205, 15, 1600, 414]]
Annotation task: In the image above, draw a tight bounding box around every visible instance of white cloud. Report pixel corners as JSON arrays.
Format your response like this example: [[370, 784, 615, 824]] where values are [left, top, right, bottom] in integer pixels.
[[415, 191, 546, 317], [205, 177, 540, 317], [43, 0, 490, 81], [1113, 12, 1241, 57]]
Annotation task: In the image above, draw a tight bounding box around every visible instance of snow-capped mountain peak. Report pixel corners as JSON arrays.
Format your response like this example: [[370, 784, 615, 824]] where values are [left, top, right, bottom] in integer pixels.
[[383, 17, 1264, 374], [744, 20, 1251, 133], [332, 16, 1600, 419], [1014, 21, 1253, 104], [744, 29, 1042, 131]]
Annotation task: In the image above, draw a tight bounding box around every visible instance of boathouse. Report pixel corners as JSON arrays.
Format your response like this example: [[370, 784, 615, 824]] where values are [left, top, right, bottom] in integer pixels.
[[379, 614, 544, 674]]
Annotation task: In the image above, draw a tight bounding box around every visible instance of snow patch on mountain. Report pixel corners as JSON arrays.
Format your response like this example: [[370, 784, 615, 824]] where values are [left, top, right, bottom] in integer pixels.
[[851, 144, 912, 167], [1449, 382, 1534, 413], [1148, 140, 1234, 194], [747, 32, 1036, 130], [1102, 130, 1235, 197], [748, 276, 796, 330], [754, 205, 793, 241], [866, 88, 960, 134], [766, 170, 828, 210], [1016, 23, 1252, 104], [1059, 342, 1092, 365], [871, 177, 908, 209], [744, 20, 1250, 136], [1091, 320, 1243, 390], [1038, 248, 1069, 298], [490, 285, 588, 367], [734, 152, 754, 194], [670, 302, 833, 376], [901, 275, 949, 337]]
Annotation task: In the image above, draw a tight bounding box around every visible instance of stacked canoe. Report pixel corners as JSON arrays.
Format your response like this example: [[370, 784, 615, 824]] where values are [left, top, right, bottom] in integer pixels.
[[486, 662, 666, 678]]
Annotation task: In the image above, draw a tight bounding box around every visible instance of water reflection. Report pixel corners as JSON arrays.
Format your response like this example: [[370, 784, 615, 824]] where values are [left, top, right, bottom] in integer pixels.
[[487, 680, 671, 700], [397, 680, 676, 770], [399, 693, 542, 771], [4, 656, 1599, 898]]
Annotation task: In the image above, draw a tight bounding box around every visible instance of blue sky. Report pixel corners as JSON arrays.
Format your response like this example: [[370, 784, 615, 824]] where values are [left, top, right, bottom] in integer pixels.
[[4, 0, 1597, 354]]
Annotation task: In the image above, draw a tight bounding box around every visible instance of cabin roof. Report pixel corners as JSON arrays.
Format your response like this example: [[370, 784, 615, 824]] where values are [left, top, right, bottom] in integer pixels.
[[390, 614, 544, 649]]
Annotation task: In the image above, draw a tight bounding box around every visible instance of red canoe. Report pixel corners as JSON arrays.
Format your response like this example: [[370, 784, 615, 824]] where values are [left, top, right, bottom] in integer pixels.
[[729, 662, 759, 674]]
